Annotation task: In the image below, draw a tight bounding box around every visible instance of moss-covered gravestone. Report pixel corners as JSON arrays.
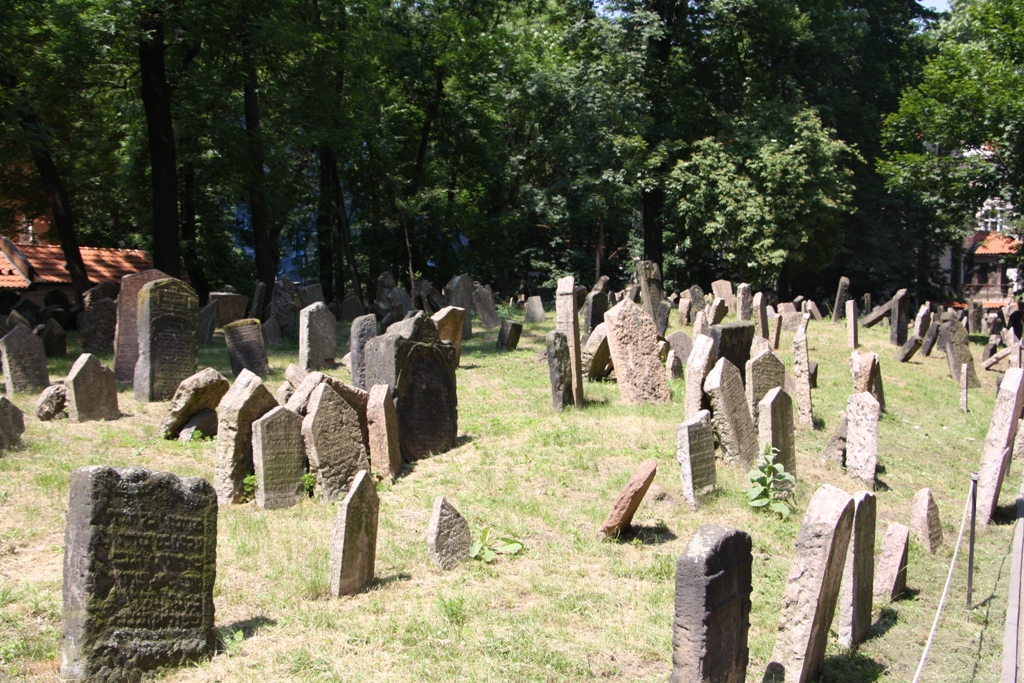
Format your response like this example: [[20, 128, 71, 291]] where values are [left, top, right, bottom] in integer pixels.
[[134, 278, 198, 402]]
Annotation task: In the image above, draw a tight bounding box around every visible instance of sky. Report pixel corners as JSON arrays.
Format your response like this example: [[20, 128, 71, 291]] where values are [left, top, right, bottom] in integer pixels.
[[920, 0, 951, 12]]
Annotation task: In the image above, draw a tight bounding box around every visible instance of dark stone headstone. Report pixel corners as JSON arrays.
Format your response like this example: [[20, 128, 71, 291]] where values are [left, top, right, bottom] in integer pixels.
[[0, 325, 49, 395], [66, 353, 119, 422], [349, 314, 379, 390], [524, 296, 546, 323], [472, 284, 500, 329], [496, 320, 522, 351], [666, 330, 693, 366], [224, 319, 269, 377], [209, 291, 250, 327], [196, 300, 218, 346], [895, 335, 923, 363], [709, 321, 756, 384], [134, 278, 199, 402], [921, 313, 940, 356], [444, 274, 475, 339], [546, 330, 574, 410], [35, 318, 66, 357], [890, 289, 909, 346], [637, 260, 664, 322], [939, 318, 981, 388], [656, 299, 672, 337], [249, 281, 266, 320], [114, 269, 169, 382], [582, 291, 607, 335], [80, 297, 117, 355], [832, 277, 850, 323], [299, 302, 337, 371]]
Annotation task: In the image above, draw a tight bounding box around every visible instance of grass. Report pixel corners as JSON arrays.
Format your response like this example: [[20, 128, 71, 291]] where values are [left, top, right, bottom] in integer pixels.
[[0, 308, 1018, 682]]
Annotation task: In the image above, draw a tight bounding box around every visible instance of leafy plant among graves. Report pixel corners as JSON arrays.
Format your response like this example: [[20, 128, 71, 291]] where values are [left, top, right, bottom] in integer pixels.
[[469, 528, 525, 563], [746, 445, 797, 520], [240, 474, 256, 504], [301, 473, 316, 498]]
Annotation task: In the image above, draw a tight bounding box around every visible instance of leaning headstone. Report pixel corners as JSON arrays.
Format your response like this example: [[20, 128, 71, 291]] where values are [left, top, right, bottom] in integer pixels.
[[524, 296, 546, 323], [968, 300, 984, 334], [759, 388, 796, 475], [597, 459, 658, 540], [960, 363, 969, 412], [772, 312, 783, 350], [581, 322, 612, 380], [753, 292, 769, 339], [224, 319, 269, 377], [846, 392, 880, 490], [134, 278, 199, 402], [472, 284, 500, 329], [604, 297, 671, 405], [0, 325, 49, 395], [299, 283, 325, 308], [747, 351, 786, 425], [35, 318, 66, 357], [299, 302, 337, 372], [159, 368, 230, 439], [850, 350, 886, 411], [329, 469, 379, 596], [694, 309, 711, 336], [804, 301, 823, 322], [350, 313, 379, 389], [252, 406, 305, 510], [209, 291, 249, 327], [895, 335, 923, 363], [708, 297, 728, 325], [890, 289, 909, 346], [496, 319, 523, 351], [80, 297, 117, 355], [196, 300, 218, 346], [874, 523, 910, 602], [736, 283, 752, 322], [66, 354, 119, 422], [426, 496, 472, 570], [921, 313, 941, 356], [685, 334, 717, 419], [792, 314, 814, 428], [832, 277, 850, 323], [637, 260, 664, 322], [913, 303, 931, 338], [301, 383, 369, 501], [35, 384, 66, 422], [339, 292, 363, 321], [0, 396, 24, 450], [270, 275, 300, 333], [667, 330, 693, 366], [838, 491, 876, 648], [113, 269, 169, 381], [582, 291, 608, 336], [431, 306, 466, 366], [178, 409, 217, 442], [711, 279, 734, 313], [846, 300, 858, 349], [547, 330, 574, 410], [213, 370, 278, 505], [710, 321, 755, 383], [977, 368, 1024, 530], [769, 485, 854, 683], [911, 487, 943, 554], [678, 293, 692, 326], [704, 358, 759, 468], [677, 410, 716, 510], [556, 276, 585, 405], [249, 281, 266, 320], [367, 384, 402, 483], [655, 299, 672, 337], [59, 467, 217, 682], [940, 317, 981, 388], [444, 274, 475, 339], [666, 349, 683, 381], [821, 414, 848, 465], [671, 525, 752, 683]]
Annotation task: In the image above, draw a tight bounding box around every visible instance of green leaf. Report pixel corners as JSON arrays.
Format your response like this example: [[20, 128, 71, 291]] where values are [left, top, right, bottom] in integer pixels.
[[469, 541, 482, 558], [750, 498, 770, 507], [482, 548, 496, 563], [769, 501, 791, 519], [494, 541, 524, 555]]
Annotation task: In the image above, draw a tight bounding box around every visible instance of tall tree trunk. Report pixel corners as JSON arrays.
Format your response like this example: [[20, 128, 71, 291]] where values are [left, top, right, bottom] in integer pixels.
[[242, 41, 276, 294], [324, 146, 364, 308], [316, 146, 336, 302], [138, 10, 181, 277], [642, 187, 664, 270], [179, 157, 210, 304], [596, 216, 604, 283]]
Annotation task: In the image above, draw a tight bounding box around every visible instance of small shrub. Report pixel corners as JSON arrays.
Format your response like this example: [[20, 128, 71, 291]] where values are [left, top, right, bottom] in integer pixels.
[[746, 444, 796, 520], [240, 474, 256, 503], [301, 473, 316, 498], [469, 528, 525, 563]]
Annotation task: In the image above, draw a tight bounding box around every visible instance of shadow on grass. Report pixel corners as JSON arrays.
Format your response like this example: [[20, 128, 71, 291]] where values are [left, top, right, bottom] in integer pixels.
[[373, 572, 412, 589], [991, 502, 1020, 526], [866, 605, 899, 640], [812, 416, 826, 430], [216, 615, 276, 648], [893, 587, 920, 602], [820, 649, 887, 682], [616, 523, 678, 546]]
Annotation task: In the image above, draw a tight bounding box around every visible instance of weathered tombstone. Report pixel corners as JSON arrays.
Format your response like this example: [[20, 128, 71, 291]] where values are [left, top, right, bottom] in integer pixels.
[[895, 335, 923, 362], [710, 279, 734, 314], [339, 292, 363, 321], [940, 317, 981, 388], [913, 303, 931, 338], [134, 278, 199, 402], [582, 291, 608, 336], [525, 296, 546, 323], [299, 302, 337, 372], [708, 297, 728, 325], [666, 330, 693, 366], [838, 491, 876, 648], [671, 525, 752, 683], [35, 318, 66, 357], [209, 291, 249, 327], [846, 392, 880, 490], [710, 321, 755, 384], [66, 353, 119, 422], [637, 260, 664, 322], [874, 523, 910, 602], [444, 274, 475, 339], [850, 350, 885, 411], [431, 306, 466, 366], [977, 367, 1024, 530], [678, 293, 692, 326], [426, 496, 472, 570], [178, 409, 217, 442], [792, 314, 814, 428], [0, 396, 23, 450], [223, 319, 269, 377], [772, 312, 783, 350], [961, 363, 969, 412], [890, 289, 909, 346], [746, 350, 785, 426], [6, 309, 30, 330], [704, 358, 759, 468], [968, 300, 984, 334], [769, 485, 854, 683], [677, 410, 716, 510], [157, 368, 230, 439], [735, 283, 753, 322], [655, 299, 672, 337], [547, 330, 574, 410], [196, 300, 218, 346], [299, 283, 325, 308], [0, 325, 49, 395], [329, 469, 379, 596], [59, 467, 217, 682], [367, 384, 402, 483], [582, 322, 613, 380], [911, 487, 943, 554], [846, 300, 858, 349], [249, 281, 266, 319], [285, 373, 370, 450], [301, 383, 369, 501], [350, 313, 379, 389], [496, 319, 523, 351], [213, 370, 278, 505], [472, 284, 500, 329], [921, 313, 941, 356], [555, 276, 585, 405], [35, 384, 67, 422], [805, 301, 823, 322], [685, 334, 717, 419], [753, 292, 769, 339], [270, 275, 300, 333], [820, 414, 848, 465], [113, 269, 169, 381], [666, 349, 683, 381], [604, 298, 671, 405], [694, 309, 711, 336], [80, 297, 117, 355], [758, 387, 795, 475], [252, 406, 304, 510], [832, 277, 850, 324], [597, 458, 658, 540]]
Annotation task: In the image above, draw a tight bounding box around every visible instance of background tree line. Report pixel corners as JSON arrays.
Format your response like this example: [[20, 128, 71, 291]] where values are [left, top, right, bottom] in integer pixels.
[[6, 0, 1007, 309]]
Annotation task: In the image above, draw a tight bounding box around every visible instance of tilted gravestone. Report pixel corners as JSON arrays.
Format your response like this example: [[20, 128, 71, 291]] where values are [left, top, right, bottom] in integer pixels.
[[874, 523, 910, 602], [582, 291, 607, 336], [80, 297, 117, 355], [710, 321, 755, 384], [556, 276, 585, 405], [708, 298, 728, 325], [666, 330, 693, 367], [159, 368, 230, 439], [939, 317, 981, 388], [547, 330, 574, 410], [754, 292, 769, 339], [746, 350, 785, 425], [367, 384, 402, 483], [846, 299, 858, 349], [224, 319, 269, 377], [35, 318, 65, 357], [249, 281, 266, 320], [213, 370, 278, 505], [0, 324, 49, 395], [968, 300, 984, 334], [444, 274, 475, 339], [911, 487, 943, 554], [677, 292, 692, 326], [913, 303, 931, 338], [426, 496, 472, 570], [524, 296, 546, 323], [637, 260, 664, 323], [677, 409, 716, 510], [685, 334, 717, 420], [66, 353, 119, 422], [431, 306, 465, 366], [60, 467, 216, 682], [711, 279, 734, 313], [299, 283, 324, 308], [271, 276, 300, 333], [284, 373, 370, 450], [736, 283, 752, 322], [977, 368, 1024, 530], [113, 268, 169, 382], [581, 323, 612, 381], [134, 278, 199, 402], [792, 314, 814, 428], [196, 300, 218, 346], [349, 313, 379, 390], [832, 276, 850, 323], [299, 302, 337, 372], [604, 297, 670, 405], [895, 335, 923, 362], [672, 525, 752, 683], [821, 413, 848, 465], [769, 485, 854, 683], [890, 289, 909, 346], [850, 350, 885, 411], [772, 312, 783, 350], [329, 469, 379, 596], [655, 299, 672, 337], [838, 491, 876, 648], [597, 458, 658, 540], [472, 284, 500, 329], [252, 406, 305, 510], [922, 313, 941, 356], [178, 409, 217, 442], [263, 318, 283, 347], [846, 392, 880, 490], [759, 387, 795, 476], [363, 312, 458, 460], [35, 384, 66, 423], [209, 291, 249, 327], [496, 319, 523, 351], [0, 396, 25, 449], [704, 358, 758, 468], [301, 383, 369, 501], [666, 349, 683, 381]]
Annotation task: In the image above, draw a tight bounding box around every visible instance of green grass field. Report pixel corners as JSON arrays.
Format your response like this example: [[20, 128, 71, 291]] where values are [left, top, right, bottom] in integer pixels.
[[0, 307, 1018, 682]]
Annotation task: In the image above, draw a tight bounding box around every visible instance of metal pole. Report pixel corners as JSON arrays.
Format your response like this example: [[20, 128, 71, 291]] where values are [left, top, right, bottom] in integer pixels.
[[968, 472, 979, 609]]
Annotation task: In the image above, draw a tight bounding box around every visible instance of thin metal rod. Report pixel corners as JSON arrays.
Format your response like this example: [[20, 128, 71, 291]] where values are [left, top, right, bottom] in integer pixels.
[[968, 472, 978, 609]]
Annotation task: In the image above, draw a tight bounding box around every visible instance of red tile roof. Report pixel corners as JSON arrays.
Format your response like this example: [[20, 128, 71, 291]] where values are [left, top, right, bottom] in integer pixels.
[[0, 242, 152, 290], [966, 231, 1020, 256]]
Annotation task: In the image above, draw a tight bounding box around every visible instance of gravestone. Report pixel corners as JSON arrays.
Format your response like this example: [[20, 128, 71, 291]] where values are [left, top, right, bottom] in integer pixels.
[[60, 467, 217, 682], [677, 410, 716, 510], [792, 314, 814, 428], [444, 274, 475, 339], [431, 306, 466, 366], [556, 276, 585, 405], [656, 299, 672, 337], [838, 491, 876, 648], [820, 414, 848, 465], [224, 319, 269, 377], [708, 298, 728, 325], [846, 300, 858, 349], [547, 330, 574, 410], [751, 292, 768, 340], [704, 358, 759, 468], [376, 272, 397, 305], [80, 297, 117, 355], [178, 409, 217, 442], [472, 284, 500, 329], [367, 384, 402, 483], [299, 284, 324, 308], [711, 279, 734, 313], [581, 322, 612, 380], [736, 283, 752, 321], [921, 313, 941, 356], [940, 317, 981, 388], [209, 291, 249, 327], [301, 383, 369, 501], [496, 319, 522, 351], [249, 281, 266, 319], [769, 485, 854, 683], [804, 301, 823, 322], [678, 293, 692, 326], [874, 523, 910, 602], [350, 314, 379, 389], [7, 309, 30, 330], [910, 488, 943, 554], [134, 278, 199, 402], [694, 310, 711, 336], [36, 318, 66, 357], [270, 276, 300, 333], [604, 298, 671, 405], [284, 374, 369, 449], [426, 496, 472, 570], [666, 349, 683, 381], [637, 260, 664, 322], [66, 354, 119, 422], [339, 292, 363, 321], [113, 269, 169, 381], [968, 300, 984, 334], [710, 321, 755, 384], [329, 469, 379, 596], [667, 330, 693, 366], [961, 363, 969, 412], [832, 277, 850, 323], [772, 313, 783, 350], [671, 525, 752, 683], [913, 303, 931, 338], [524, 296, 546, 323], [685, 334, 717, 419], [213, 370, 278, 505], [597, 458, 658, 540], [977, 368, 1024, 530], [746, 351, 786, 425], [158, 368, 230, 439], [846, 392, 880, 490], [890, 289, 909, 345], [850, 351, 885, 411], [35, 384, 67, 422], [582, 291, 608, 336], [196, 300, 218, 346], [299, 302, 337, 372], [252, 406, 305, 510], [0, 325, 49, 395], [895, 335, 922, 362], [759, 388, 795, 475]]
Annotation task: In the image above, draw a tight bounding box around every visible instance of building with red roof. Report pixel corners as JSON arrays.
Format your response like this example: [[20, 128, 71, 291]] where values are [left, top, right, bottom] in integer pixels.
[[960, 230, 1021, 302]]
